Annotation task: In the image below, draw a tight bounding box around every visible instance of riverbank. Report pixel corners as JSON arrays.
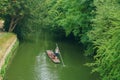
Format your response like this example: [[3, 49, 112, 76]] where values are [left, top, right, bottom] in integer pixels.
[[0, 32, 18, 80]]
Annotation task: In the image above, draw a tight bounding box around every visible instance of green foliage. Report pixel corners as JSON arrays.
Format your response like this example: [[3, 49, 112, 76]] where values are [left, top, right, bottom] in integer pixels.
[[16, 0, 53, 39], [87, 0, 120, 80], [47, 0, 94, 37], [0, 0, 29, 32], [0, 0, 9, 16], [0, 0, 28, 17], [41, 0, 95, 55], [1, 0, 120, 79]]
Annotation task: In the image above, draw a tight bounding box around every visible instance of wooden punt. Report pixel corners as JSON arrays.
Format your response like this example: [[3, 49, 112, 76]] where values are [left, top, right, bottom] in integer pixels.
[[46, 50, 60, 63]]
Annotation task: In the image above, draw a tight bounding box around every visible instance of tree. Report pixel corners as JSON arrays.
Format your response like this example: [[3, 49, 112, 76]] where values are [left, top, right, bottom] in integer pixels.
[[50, 0, 95, 55], [0, 0, 28, 32], [87, 0, 120, 79]]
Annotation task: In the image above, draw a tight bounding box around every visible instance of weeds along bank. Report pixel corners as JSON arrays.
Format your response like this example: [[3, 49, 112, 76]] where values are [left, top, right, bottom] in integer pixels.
[[0, 33, 19, 80]]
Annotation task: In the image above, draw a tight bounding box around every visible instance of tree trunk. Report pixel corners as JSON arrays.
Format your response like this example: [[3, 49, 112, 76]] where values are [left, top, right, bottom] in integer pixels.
[[8, 16, 21, 32]]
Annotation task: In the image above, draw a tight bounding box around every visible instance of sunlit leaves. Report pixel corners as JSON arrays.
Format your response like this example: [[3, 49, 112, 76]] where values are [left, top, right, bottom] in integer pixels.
[[88, 0, 120, 80]]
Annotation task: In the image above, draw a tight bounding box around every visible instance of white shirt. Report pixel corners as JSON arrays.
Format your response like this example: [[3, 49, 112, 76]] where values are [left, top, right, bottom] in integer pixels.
[[55, 47, 59, 53]]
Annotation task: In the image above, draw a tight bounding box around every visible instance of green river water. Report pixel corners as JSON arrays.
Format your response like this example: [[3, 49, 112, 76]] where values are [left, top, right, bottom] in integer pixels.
[[4, 31, 98, 80]]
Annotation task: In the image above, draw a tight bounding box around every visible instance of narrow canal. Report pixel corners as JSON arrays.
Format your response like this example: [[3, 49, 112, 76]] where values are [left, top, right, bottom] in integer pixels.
[[4, 31, 98, 80]]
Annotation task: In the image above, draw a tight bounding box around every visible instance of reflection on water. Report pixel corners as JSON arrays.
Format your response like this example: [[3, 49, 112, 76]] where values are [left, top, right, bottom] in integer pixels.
[[35, 52, 59, 80], [4, 31, 98, 80]]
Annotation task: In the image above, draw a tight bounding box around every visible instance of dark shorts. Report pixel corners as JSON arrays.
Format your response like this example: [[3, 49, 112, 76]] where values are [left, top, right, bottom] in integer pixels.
[[55, 53, 59, 57]]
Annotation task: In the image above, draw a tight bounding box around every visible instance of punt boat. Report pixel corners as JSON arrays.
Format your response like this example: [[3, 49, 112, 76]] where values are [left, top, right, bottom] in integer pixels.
[[46, 50, 60, 63]]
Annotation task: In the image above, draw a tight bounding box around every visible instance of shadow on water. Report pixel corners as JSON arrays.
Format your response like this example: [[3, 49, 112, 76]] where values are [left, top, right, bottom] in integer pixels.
[[4, 30, 99, 80]]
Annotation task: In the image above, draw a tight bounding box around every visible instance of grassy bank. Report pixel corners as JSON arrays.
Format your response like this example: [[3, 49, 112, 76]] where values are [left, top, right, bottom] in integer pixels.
[[1, 40, 19, 78], [0, 33, 19, 79], [0, 33, 16, 59]]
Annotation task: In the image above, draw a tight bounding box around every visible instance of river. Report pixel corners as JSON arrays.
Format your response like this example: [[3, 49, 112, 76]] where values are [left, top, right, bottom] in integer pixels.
[[4, 31, 98, 80]]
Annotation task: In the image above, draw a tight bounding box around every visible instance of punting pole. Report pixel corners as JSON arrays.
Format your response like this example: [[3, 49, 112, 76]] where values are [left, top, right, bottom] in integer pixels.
[[56, 43, 65, 67]]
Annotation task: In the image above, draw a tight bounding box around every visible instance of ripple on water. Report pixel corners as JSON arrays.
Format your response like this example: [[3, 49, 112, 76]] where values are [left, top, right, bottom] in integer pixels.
[[35, 52, 59, 80]]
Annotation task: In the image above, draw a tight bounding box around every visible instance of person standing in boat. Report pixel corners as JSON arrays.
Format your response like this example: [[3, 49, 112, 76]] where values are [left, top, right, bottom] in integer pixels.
[[55, 46, 59, 57]]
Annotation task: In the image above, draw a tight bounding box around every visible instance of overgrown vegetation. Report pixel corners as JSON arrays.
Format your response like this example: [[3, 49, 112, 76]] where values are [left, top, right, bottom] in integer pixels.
[[0, 0, 120, 80], [0, 0, 28, 32], [87, 0, 120, 80]]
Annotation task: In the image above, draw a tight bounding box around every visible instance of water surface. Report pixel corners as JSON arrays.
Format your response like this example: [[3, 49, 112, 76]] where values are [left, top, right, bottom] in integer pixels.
[[4, 31, 98, 80]]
